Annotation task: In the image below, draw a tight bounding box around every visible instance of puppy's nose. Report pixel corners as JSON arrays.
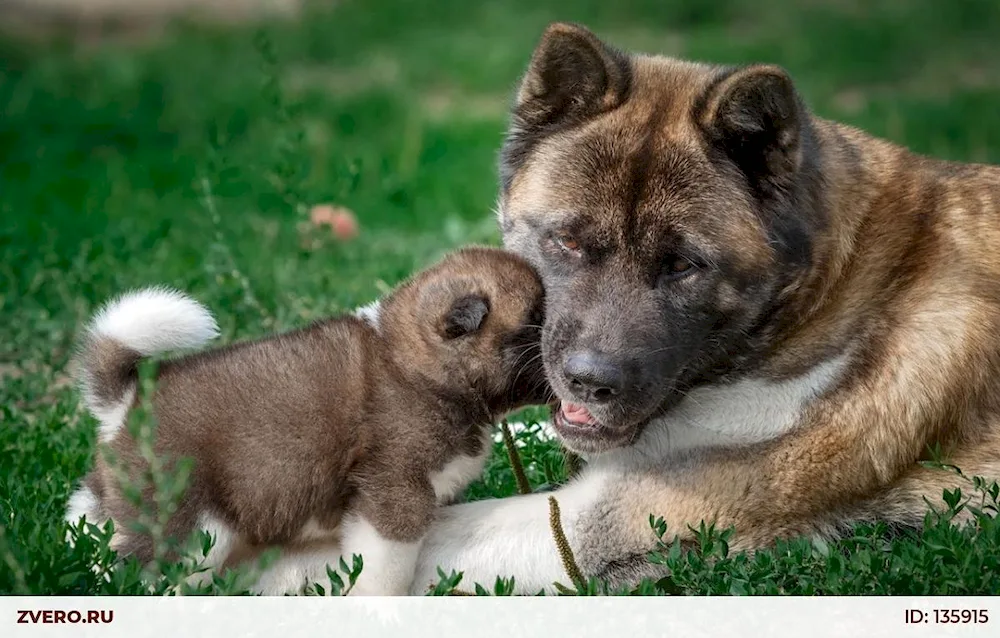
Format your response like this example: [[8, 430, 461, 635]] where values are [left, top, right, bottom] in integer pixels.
[[563, 350, 624, 403]]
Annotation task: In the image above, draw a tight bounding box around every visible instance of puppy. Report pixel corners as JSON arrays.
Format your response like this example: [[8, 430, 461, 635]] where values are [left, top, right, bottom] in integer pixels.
[[65, 246, 548, 595]]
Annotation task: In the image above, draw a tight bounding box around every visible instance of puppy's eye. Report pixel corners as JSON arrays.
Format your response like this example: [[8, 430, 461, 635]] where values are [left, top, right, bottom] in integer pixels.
[[553, 232, 581, 255]]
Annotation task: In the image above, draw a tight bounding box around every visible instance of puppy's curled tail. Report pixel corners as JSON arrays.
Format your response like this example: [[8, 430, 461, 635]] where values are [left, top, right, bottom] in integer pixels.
[[77, 287, 218, 443]]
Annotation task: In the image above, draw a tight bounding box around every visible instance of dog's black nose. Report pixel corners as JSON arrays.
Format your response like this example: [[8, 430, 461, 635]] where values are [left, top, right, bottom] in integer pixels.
[[563, 350, 624, 403]]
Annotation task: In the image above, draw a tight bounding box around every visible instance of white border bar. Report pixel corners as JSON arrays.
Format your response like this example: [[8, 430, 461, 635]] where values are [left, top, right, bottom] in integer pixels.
[[3, 596, 996, 637]]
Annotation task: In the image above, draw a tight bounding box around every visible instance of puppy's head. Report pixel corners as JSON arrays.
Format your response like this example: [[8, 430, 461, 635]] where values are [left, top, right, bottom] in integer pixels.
[[382, 246, 549, 418]]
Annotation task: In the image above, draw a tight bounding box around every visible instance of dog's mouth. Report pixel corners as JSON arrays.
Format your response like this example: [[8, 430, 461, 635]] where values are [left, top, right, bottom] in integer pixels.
[[543, 351, 683, 454], [552, 400, 641, 453], [556, 401, 600, 427]]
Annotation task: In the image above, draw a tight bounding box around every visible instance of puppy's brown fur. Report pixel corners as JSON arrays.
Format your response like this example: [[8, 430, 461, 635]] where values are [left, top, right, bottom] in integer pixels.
[[71, 247, 547, 593]]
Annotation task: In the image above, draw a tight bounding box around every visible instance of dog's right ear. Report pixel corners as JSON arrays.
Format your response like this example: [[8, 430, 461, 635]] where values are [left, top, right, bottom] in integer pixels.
[[501, 23, 631, 193], [512, 22, 631, 132]]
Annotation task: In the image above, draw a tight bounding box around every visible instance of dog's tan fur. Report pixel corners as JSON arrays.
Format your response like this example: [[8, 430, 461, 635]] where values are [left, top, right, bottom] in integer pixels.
[[407, 24, 1000, 592], [593, 98, 1000, 548], [71, 247, 547, 593]]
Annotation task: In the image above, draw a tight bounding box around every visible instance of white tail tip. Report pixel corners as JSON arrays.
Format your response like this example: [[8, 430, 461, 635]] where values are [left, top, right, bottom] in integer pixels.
[[89, 286, 219, 355]]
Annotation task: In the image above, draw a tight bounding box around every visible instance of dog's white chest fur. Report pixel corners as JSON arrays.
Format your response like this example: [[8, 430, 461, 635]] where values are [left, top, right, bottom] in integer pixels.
[[624, 352, 850, 461]]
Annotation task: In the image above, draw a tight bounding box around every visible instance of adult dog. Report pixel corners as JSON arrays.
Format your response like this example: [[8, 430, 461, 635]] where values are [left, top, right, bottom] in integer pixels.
[[407, 22, 1000, 594]]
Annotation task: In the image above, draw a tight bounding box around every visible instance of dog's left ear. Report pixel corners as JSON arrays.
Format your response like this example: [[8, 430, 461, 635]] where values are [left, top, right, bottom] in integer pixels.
[[441, 294, 490, 340], [699, 65, 804, 190]]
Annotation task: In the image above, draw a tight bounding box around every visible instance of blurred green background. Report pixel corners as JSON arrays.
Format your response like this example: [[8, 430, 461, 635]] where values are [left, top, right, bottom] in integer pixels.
[[1, 0, 1000, 594], [3, 0, 1000, 363]]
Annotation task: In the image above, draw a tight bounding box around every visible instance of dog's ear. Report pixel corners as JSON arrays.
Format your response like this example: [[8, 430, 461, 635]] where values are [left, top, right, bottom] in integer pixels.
[[699, 65, 804, 190], [441, 294, 490, 340], [501, 23, 631, 193], [512, 22, 631, 132]]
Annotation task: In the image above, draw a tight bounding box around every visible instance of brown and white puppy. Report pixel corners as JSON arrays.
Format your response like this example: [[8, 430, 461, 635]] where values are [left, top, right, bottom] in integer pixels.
[[406, 23, 1000, 593], [65, 246, 547, 595]]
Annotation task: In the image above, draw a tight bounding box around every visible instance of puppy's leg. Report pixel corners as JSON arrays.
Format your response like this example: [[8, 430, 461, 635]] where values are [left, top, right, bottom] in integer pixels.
[[180, 512, 239, 589], [252, 542, 345, 595], [65, 483, 104, 528], [340, 482, 437, 596], [65, 471, 110, 537], [338, 515, 422, 596]]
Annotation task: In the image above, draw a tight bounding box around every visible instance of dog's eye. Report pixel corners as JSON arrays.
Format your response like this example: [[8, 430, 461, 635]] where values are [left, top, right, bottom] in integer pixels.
[[668, 256, 692, 273], [553, 232, 581, 254], [660, 255, 697, 283]]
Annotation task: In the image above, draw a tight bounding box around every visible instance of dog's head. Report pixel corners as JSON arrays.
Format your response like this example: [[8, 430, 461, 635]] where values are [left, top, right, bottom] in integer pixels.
[[498, 23, 826, 454], [383, 246, 549, 419]]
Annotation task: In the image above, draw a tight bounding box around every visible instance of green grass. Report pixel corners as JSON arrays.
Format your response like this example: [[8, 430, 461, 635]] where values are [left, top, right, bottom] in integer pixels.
[[2, 0, 1000, 595]]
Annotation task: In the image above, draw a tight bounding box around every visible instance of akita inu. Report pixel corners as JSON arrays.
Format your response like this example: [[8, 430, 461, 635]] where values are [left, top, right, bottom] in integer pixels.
[[407, 23, 1000, 593]]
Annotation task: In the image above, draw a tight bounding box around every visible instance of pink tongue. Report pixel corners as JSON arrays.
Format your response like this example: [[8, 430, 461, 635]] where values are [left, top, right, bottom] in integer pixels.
[[561, 402, 598, 425]]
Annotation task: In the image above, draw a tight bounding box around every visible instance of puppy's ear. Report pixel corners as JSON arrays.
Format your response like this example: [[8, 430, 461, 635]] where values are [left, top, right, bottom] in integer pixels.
[[441, 295, 490, 340], [698, 65, 804, 190]]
